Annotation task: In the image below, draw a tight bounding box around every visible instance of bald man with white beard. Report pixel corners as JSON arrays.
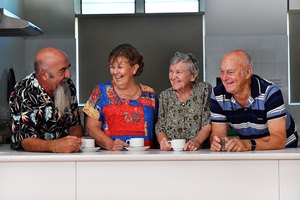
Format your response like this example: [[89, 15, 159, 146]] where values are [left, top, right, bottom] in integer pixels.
[[9, 47, 83, 153]]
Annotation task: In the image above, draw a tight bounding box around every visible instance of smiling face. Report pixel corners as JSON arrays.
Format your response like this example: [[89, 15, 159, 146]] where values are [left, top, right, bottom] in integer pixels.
[[109, 56, 138, 89], [46, 58, 71, 95], [35, 47, 71, 97], [169, 61, 197, 93], [219, 50, 252, 96]]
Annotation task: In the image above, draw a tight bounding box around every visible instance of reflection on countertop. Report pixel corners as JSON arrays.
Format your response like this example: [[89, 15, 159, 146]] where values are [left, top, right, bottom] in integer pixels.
[[1, 144, 300, 162]]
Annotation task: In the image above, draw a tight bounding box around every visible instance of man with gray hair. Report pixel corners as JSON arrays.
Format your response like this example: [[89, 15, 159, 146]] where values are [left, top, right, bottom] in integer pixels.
[[9, 47, 83, 152], [210, 49, 298, 152]]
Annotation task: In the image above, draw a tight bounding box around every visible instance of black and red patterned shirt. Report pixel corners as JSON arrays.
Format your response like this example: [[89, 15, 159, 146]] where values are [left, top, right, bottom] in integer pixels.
[[9, 73, 81, 151]]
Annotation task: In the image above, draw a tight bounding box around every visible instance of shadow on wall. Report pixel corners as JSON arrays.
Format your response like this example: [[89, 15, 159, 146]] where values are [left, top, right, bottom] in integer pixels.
[[0, 67, 15, 118], [0, 68, 10, 119], [0, 68, 13, 144]]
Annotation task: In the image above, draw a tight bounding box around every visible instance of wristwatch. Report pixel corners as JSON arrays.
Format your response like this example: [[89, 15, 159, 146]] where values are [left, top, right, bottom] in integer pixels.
[[249, 139, 256, 151]]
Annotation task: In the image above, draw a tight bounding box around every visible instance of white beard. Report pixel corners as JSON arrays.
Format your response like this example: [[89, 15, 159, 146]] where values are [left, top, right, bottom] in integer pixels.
[[54, 81, 71, 116]]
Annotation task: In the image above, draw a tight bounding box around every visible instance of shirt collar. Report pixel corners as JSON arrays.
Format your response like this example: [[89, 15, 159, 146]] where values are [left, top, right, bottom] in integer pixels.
[[250, 74, 262, 98], [227, 75, 260, 106]]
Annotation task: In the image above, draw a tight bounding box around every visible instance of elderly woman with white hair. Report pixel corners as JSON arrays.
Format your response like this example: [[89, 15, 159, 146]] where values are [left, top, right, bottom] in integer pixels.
[[155, 52, 212, 151]]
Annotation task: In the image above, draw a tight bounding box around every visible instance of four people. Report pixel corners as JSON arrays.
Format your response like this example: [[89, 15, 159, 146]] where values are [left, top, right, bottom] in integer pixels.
[[155, 52, 211, 151], [210, 49, 298, 152], [82, 44, 158, 150], [9, 47, 83, 152], [8, 46, 298, 152]]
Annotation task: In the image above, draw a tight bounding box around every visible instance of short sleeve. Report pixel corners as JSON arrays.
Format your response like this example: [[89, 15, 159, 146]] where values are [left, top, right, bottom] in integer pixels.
[[82, 85, 102, 120], [210, 87, 227, 123]]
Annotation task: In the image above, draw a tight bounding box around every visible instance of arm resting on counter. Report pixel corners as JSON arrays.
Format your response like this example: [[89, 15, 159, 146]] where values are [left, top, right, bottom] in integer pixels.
[[156, 132, 171, 151], [21, 134, 82, 153], [21, 124, 83, 153], [210, 122, 228, 151], [195, 123, 212, 146], [85, 115, 115, 150], [210, 117, 286, 152], [255, 116, 286, 150], [185, 123, 211, 151]]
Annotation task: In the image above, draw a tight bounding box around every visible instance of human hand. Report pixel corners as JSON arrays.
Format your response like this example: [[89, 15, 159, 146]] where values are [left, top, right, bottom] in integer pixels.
[[226, 138, 250, 152], [184, 139, 201, 151], [210, 135, 222, 152], [159, 138, 172, 151], [112, 138, 128, 151], [55, 136, 82, 153]]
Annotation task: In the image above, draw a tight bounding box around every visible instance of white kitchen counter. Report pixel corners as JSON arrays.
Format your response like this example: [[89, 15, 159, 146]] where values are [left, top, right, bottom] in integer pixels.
[[1, 144, 300, 161], [1, 144, 300, 200]]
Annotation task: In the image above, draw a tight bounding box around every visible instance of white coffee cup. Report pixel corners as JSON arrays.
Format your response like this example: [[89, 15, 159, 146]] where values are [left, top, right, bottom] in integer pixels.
[[81, 138, 95, 148], [126, 138, 144, 147], [169, 139, 186, 151]]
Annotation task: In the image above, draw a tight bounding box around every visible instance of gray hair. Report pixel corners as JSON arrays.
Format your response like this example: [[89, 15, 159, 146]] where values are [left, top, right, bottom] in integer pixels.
[[170, 52, 200, 81], [54, 81, 71, 116], [34, 61, 55, 78]]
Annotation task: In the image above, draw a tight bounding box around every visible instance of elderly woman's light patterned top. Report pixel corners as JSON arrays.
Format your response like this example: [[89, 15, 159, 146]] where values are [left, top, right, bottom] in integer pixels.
[[155, 82, 211, 140], [9, 73, 81, 151], [82, 81, 158, 147]]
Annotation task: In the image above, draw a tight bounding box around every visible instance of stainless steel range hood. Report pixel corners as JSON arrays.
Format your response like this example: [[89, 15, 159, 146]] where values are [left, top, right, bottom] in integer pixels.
[[0, 8, 43, 36]]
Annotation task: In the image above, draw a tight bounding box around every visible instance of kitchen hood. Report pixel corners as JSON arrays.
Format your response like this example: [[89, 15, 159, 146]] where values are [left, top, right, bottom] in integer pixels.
[[0, 8, 43, 36]]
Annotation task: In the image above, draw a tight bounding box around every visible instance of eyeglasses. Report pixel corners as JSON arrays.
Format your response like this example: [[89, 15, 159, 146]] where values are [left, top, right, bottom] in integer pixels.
[[174, 52, 197, 65], [187, 53, 196, 67], [174, 52, 199, 73]]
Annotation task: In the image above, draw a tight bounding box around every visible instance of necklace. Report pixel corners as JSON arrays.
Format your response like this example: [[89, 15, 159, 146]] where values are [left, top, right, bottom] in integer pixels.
[[117, 84, 140, 100]]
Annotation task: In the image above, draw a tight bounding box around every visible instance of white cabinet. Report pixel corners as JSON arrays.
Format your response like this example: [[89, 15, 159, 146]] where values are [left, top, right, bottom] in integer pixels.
[[77, 160, 278, 200], [280, 160, 300, 200], [2, 148, 300, 200], [0, 162, 76, 200]]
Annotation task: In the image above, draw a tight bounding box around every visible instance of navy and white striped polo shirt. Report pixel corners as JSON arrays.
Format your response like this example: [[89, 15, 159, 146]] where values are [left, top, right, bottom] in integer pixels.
[[210, 74, 298, 147]]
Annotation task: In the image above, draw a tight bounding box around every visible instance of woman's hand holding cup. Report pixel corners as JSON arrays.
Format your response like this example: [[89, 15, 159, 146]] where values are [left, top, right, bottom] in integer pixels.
[[184, 139, 201, 151], [159, 138, 172, 151], [112, 138, 128, 151]]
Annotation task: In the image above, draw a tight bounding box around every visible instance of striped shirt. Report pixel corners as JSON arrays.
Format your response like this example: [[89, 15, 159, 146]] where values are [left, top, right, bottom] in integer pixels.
[[210, 74, 298, 147]]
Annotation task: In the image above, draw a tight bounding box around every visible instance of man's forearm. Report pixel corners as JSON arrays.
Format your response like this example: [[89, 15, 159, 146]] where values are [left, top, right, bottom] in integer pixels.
[[21, 138, 54, 152]]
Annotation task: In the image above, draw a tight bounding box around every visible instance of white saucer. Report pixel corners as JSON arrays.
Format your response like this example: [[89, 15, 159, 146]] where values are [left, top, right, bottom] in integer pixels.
[[172, 148, 184, 152], [80, 147, 100, 152], [124, 146, 150, 151]]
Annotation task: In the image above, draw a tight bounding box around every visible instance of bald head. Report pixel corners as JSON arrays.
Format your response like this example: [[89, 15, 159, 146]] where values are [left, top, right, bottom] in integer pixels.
[[219, 49, 253, 97], [34, 47, 68, 74], [221, 49, 252, 70], [33, 47, 71, 97]]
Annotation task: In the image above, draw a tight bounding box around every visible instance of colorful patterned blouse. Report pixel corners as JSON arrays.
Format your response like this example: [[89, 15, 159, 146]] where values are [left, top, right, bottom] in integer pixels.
[[9, 73, 81, 151], [155, 82, 212, 140], [82, 81, 158, 147]]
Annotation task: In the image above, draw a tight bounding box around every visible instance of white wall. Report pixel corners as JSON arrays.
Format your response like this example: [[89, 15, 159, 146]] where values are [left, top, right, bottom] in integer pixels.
[[205, 0, 287, 87], [290, 0, 300, 9], [0, 0, 24, 119], [1, 0, 300, 133], [204, 0, 300, 131], [0, 0, 76, 120], [23, 0, 76, 83]]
